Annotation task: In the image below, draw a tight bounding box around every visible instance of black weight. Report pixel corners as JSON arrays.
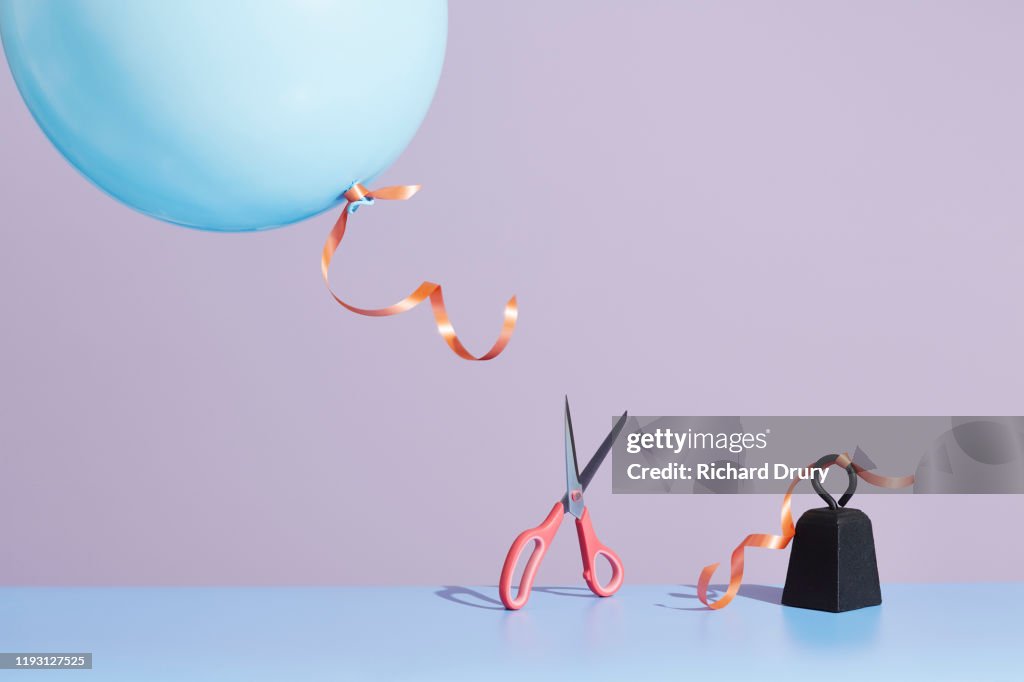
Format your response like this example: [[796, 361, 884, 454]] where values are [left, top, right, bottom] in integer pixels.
[[781, 453, 882, 613]]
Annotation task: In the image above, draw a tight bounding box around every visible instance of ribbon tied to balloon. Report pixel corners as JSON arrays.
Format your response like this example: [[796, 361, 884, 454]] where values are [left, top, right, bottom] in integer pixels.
[[323, 182, 518, 361]]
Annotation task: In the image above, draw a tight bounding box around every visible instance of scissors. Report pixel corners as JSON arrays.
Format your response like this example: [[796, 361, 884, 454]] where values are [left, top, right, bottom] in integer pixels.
[[499, 398, 628, 610]]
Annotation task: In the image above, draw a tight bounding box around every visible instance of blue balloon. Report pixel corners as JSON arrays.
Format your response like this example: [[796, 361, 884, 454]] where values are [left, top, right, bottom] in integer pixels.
[[0, 0, 447, 231]]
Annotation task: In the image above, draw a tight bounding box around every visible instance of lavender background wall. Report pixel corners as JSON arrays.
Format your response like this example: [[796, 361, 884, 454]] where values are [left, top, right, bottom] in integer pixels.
[[2, 2, 1023, 586]]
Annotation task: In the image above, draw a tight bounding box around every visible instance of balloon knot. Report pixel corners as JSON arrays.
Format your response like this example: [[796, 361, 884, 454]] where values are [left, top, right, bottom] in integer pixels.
[[344, 182, 375, 213]]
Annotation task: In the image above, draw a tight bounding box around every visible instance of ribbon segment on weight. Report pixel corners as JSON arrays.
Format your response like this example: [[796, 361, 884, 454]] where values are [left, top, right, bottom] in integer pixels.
[[321, 183, 518, 361], [696, 453, 914, 610]]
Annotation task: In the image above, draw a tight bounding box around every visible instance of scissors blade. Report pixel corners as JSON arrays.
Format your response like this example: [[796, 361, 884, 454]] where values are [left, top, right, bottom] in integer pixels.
[[579, 410, 629, 491], [564, 397, 584, 518]]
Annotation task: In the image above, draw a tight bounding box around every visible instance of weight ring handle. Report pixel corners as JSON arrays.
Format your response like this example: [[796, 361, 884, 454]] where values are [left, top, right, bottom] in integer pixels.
[[810, 453, 857, 509]]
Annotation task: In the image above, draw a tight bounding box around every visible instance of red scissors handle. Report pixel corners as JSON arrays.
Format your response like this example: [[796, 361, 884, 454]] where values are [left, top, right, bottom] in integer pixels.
[[499, 502, 563, 610], [575, 506, 624, 597], [499, 502, 625, 610]]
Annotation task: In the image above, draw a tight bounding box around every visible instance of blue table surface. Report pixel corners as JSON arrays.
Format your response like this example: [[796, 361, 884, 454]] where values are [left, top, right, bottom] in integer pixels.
[[0, 583, 1020, 681]]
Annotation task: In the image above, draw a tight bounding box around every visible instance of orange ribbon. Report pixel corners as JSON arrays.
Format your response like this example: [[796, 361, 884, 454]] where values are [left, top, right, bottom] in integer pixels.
[[697, 452, 914, 610], [321, 183, 518, 361]]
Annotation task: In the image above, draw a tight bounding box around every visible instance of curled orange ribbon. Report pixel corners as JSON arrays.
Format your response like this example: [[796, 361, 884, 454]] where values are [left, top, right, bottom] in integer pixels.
[[321, 183, 518, 361], [697, 453, 914, 610]]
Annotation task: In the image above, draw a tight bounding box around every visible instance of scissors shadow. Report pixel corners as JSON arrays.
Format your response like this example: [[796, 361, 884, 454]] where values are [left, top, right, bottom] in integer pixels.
[[656, 584, 783, 611], [532, 586, 600, 599], [434, 585, 600, 610], [434, 586, 505, 610]]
